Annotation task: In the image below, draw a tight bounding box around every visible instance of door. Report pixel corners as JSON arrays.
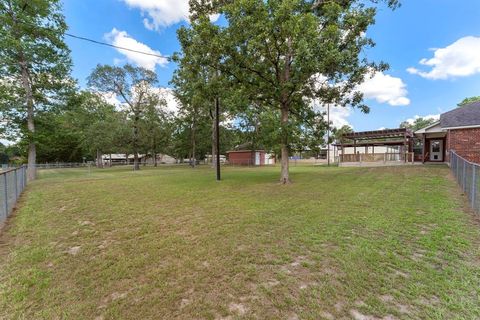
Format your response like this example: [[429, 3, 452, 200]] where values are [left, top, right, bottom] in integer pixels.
[[255, 152, 260, 165], [429, 140, 443, 161]]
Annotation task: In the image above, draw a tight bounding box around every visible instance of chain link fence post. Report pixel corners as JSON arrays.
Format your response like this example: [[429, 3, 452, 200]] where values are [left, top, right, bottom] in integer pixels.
[[472, 165, 476, 208], [14, 168, 18, 199], [450, 151, 479, 214], [3, 173, 8, 217], [0, 165, 29, 224]]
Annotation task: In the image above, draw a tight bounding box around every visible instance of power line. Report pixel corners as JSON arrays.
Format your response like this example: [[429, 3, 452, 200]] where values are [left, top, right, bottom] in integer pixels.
[[65, 33, 171, 60], [0, 15, 171, 60]]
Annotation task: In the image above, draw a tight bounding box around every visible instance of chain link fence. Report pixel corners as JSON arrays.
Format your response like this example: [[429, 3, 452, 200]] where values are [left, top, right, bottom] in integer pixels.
[[0, 165, 27, 224], [450, 151, 479, 213]]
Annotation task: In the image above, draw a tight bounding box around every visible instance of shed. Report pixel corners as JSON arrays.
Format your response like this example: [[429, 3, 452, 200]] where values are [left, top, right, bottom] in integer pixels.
[[227, 150, 272, 166]]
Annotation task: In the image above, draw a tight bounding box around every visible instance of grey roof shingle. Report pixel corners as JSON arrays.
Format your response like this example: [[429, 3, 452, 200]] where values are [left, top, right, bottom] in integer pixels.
[[440, 102, 480, 128]]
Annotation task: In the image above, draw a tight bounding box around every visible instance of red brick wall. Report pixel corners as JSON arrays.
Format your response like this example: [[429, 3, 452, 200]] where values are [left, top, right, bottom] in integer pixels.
[[448, 128, 480, 163], [228, 151, 266, 165], [228, 151, 255, 165]]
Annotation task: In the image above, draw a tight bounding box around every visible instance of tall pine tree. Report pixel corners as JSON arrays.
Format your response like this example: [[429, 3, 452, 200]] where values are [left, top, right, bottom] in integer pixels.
[[0, 0, 72, 180]]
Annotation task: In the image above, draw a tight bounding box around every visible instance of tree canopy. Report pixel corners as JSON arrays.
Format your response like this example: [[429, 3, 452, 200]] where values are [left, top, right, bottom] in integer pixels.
[[458, 96, 480, 107], [87, 64, 164, 170], [0, 0, 72, 180], [0, 0, 403, 184], [184, 0, 398, 183], [400, 117, 437, 131]]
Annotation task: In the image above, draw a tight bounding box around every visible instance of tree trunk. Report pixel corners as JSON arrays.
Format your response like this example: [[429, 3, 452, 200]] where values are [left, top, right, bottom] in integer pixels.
[[11, 6, 36, 181], [27, 141, 36, 180], [133, 113, 140, 171], [279, 38, 292, 184], [153, 136, 158, 167], [133, 153, 140, 171], [20, 57, 36, 181], [280, 105, 290, 184], [96, 149, 103, 168], [191, 110, 197, 168]]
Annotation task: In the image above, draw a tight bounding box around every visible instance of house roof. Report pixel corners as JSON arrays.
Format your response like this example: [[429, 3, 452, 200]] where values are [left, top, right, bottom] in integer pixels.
[[227, 150, 265, 153], [342, 128, 413, 141], [440, 102, 480, 128], [333, 140, 409, 147], [414, 121, 444, 134]]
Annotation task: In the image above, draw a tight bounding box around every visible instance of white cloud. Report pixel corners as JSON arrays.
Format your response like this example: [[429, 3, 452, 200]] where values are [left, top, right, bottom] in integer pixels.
[[121, 0, 220, 30], [314, 104, 352, 129], [357, 71, 410, 106], [156, 87, 179, 114], [404, 114, 440, 125], [99, 92, 122, 107], [104, 28, 168, 70], [0, 139, 14, 146], [327, 106, 352, 128], [407, 36, 480, 80], [310, 71, 409, 107], [209, 13, 220, 23]]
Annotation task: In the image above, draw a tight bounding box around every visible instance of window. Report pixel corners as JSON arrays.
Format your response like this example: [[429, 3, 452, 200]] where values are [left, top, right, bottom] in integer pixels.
[[431, 141, 440, 153]]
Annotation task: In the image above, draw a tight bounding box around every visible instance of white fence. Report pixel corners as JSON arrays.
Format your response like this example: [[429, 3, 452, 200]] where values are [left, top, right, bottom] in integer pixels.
[[0, 166, 27, 224], [450, 151, 479, 213]]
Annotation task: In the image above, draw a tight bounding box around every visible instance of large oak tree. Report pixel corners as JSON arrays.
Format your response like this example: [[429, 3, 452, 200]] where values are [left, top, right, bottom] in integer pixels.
[[189, 0, 399, 183]]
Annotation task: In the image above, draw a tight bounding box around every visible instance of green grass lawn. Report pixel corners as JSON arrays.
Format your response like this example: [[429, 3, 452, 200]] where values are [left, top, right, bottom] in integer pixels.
[[1, 165, 479, 319]]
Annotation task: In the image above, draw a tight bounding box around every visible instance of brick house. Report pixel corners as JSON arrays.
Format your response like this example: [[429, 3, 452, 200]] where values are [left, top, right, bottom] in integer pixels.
[[415, 102, 480, 164]]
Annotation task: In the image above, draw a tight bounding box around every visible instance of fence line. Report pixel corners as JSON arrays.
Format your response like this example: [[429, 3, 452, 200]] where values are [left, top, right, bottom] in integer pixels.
[[34, 163, 88, 169], [0, 165, 27, 224], [450, 151, 479, 213], [339, 152, 415, 163]]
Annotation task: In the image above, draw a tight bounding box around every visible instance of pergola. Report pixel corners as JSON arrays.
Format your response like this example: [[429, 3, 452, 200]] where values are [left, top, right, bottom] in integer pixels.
[[336, 128, 415, 163]]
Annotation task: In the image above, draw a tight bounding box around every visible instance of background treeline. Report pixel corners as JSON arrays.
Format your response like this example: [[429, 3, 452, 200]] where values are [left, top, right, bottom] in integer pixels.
[[1, 0, 401, 182]]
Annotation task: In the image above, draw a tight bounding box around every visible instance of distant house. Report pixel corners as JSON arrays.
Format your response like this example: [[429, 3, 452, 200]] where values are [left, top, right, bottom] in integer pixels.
[[415, 102, 480, 163], [141, 154, 176, 165], [102, 154, 131, 165], [102, 153, 176, 165], [334, 102, 480, 166]]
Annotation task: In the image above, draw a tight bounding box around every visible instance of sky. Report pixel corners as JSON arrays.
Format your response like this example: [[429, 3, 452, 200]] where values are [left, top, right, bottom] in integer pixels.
[[62, 0, 480, 131]]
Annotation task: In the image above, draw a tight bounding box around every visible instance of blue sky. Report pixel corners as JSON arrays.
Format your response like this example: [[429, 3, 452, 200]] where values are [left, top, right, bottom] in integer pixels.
[[63, 0, 480, 131]]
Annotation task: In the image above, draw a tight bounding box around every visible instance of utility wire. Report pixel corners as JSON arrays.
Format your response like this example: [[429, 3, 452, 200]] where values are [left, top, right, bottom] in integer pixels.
[[64, 33, 171, 60], [0, 15, 171, 60]]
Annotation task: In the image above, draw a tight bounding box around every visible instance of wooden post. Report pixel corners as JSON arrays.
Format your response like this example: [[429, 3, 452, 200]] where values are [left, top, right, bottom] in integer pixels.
[[354, 139, 357, 162], [215, 96, 221, 181], [422, 133, 426, 164], [327, 103, 330, 166]]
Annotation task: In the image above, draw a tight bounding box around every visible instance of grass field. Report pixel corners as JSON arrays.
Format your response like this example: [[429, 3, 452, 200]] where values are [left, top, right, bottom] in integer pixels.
[[1, 165, 479, 319]]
